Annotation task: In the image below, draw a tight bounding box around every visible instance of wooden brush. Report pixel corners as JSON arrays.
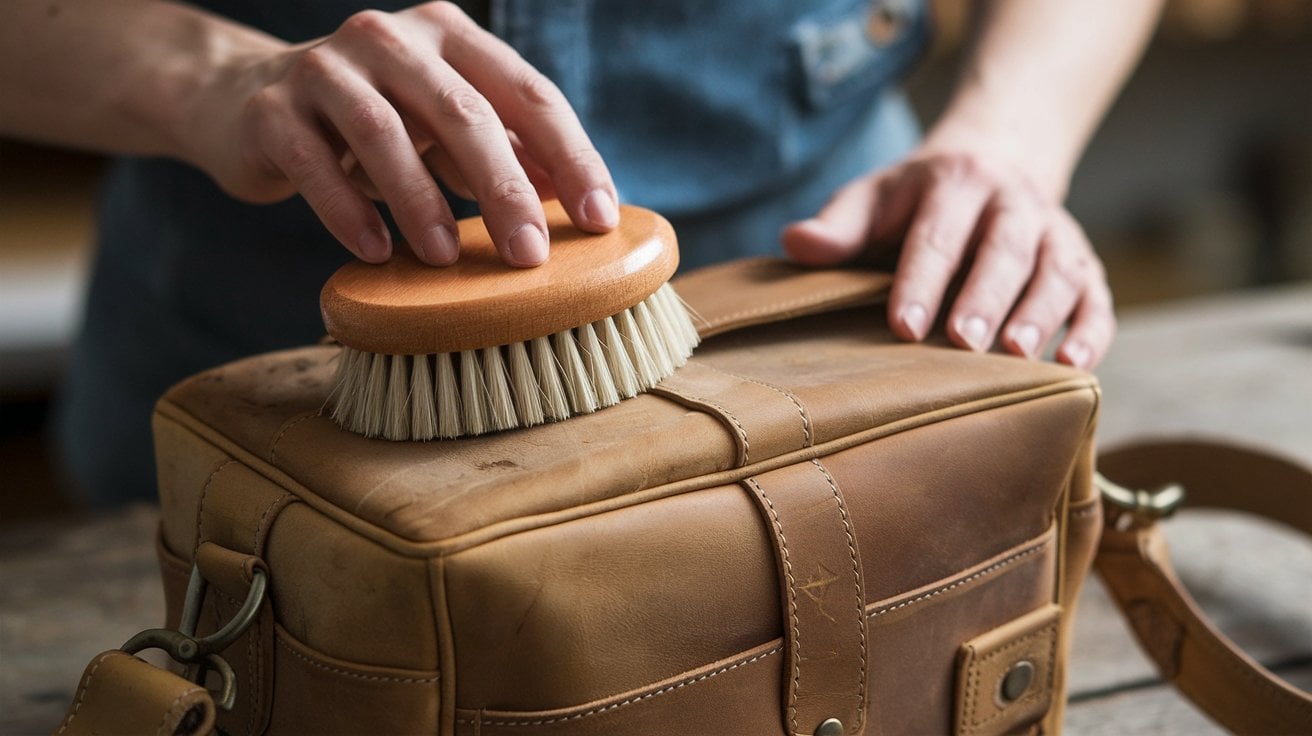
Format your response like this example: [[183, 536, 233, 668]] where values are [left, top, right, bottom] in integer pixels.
[[320, 200, 699, 441]]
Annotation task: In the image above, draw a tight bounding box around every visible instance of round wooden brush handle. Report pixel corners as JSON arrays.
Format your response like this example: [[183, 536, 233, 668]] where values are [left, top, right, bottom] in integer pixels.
[[321, 201, 678, 355]]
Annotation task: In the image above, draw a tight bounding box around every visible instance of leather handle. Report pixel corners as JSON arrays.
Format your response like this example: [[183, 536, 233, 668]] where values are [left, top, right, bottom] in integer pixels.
[[672, 258, 892, 340], [1095, 439, 1312, 734]]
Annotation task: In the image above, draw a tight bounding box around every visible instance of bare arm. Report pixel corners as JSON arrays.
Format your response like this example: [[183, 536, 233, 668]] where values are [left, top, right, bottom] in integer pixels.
[[0, 0, 618, 267], [784, 0, 1164, 369]]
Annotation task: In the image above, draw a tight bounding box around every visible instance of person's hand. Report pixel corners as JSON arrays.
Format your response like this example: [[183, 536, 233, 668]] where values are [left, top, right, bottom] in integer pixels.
[[183, 2, 617, 267], [781, 148, 1114, 370]]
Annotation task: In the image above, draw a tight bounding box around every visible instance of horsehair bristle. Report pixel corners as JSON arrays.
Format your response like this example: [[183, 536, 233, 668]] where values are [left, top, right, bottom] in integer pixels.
[[632, 299, 674, 376], [578, 322, 620, 408], [410, 354, 436, 440], [597, 315, 639, 398], [384, 354, 411, 440], [507, 340, 545, 427], [460, 349, 488, 436], [531, 335, 571, 422], [435, 351, 461, 438], [482, 346, 517, 432], [554, 328, 598, 414], [327, 285, 700, 441]]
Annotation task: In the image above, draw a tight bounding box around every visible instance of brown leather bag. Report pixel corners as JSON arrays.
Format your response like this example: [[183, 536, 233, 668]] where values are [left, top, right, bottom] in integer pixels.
[[55, 260, 1311, 735]]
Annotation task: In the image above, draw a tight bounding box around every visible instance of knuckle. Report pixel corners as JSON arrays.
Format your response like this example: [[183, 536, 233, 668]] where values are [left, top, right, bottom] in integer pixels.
[[343, 101, 398, 143], [427, 1, 471, 27], [929, 152, 988, 183], [436, 86, 495, 127], [513, 70, 567, 110], [479, 175, 536, 207], [339, 9, 398, 41], [291, 45, 338, 83]]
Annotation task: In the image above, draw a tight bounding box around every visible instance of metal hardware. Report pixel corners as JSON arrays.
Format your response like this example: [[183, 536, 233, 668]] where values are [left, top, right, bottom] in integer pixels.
[[119, 562, 267, 711], [815, 718, 845, 736], [999, 660, 1035, 703], [1095, 472, 1186, 530]]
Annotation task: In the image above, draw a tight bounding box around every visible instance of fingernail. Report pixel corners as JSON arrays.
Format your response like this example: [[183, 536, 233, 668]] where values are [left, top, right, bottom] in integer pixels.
[[582, 189, 619, 229], [899, 303, 929, 341], [1063, 341, 1092, 370], [508, 224, 548, 266], [957, 315, 990, 352], [358, 226, 391, 262], [423, 226, 458, 265], [1009, 323, 1041, 358]]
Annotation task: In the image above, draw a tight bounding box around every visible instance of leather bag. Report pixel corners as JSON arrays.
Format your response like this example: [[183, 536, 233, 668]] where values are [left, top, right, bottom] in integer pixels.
[[55, 260, 1311, 735]]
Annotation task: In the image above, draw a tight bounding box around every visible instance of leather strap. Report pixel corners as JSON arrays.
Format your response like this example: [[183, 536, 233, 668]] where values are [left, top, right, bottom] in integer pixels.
[[745, 459, 870, 736], [672, 258, 892, 340], [55, 650, 215, 736], [1095, 439, 1312, 734]]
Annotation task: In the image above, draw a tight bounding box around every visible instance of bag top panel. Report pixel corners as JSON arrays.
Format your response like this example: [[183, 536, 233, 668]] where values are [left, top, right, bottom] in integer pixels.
[[155, 305, 1095, 549]]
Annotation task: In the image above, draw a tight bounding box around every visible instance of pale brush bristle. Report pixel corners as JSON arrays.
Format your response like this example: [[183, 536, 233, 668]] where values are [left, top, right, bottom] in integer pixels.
[[532, 335, 570, 422], [327, 285, 700, 440], [409, 355, 436, 440], [507, 341, 545, 427], [460, 349, 489, 436], [435, 352, 461, 439]]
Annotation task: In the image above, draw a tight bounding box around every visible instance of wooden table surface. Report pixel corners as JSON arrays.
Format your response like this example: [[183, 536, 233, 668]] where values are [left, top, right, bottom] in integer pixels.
[[3, 284, 1309, 735]]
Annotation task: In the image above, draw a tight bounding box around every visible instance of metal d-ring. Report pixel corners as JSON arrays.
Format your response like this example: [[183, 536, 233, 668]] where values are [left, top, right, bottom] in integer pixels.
[[120, 561, 268, 712]]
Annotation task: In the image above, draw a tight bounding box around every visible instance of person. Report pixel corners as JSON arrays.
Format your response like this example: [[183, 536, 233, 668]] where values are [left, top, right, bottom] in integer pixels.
[[0, 0, 1162, 507]]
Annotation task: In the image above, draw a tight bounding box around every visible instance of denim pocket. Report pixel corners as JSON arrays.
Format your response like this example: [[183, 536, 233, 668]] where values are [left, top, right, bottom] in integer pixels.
[[791, 0, 929, 111]]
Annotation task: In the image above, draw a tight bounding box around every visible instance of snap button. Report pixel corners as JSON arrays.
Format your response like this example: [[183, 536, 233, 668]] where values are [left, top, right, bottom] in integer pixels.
[[1000, 659, 1036, 703], [815, 718, 844, 736]]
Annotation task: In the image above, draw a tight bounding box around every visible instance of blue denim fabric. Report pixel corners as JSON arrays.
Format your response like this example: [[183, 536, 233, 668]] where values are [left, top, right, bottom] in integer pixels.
[[58, 0, 929, 506]]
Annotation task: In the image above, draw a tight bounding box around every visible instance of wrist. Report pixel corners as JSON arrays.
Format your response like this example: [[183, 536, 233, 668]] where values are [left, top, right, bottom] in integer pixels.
[[920, 95, 1077, 203]]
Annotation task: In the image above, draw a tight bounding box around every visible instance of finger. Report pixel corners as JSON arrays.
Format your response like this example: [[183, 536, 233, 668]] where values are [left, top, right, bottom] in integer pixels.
[[508, 129, 559, 202], [324, 8, 546, 266], [999, 217, 1103, 363], [431, 6, 617, 233], [1056, 274, 1115, 370], [313, 66, 460, 266], [887, 177, 992, 342], [253, 95, 392, 262], [944, 194, 1045, 352]]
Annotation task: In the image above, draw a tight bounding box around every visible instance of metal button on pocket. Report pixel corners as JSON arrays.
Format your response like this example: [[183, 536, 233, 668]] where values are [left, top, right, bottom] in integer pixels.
[[815, 717, 845, 736], [999, 659, 1036, 703]]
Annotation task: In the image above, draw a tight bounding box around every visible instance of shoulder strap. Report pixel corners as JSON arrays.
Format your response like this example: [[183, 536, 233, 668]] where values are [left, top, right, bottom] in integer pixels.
[[1095, 439, 1312, 734]]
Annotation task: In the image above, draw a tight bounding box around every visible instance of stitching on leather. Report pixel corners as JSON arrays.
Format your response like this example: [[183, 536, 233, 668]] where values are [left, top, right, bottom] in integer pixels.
[[194, 459, 235, 558], [746, 477, 800, 735], [55, 650, 115, 734], [157, 688, 205, 736], [455, 646, 783, 727], [710, 366, 813, 448], [812, 459, 868, 724], [268, 411, 317, 465], [867, 543, 1046, 620], [252, 493, 288, 554], [663, 387, 751, 465], [275, 637, 440, 684]]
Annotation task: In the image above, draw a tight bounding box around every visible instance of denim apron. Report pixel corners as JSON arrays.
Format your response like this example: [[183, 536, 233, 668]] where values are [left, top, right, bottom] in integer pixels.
[[59, 0, 929, 505]]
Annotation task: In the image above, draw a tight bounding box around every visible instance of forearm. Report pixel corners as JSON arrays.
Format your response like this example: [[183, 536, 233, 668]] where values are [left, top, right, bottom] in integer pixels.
[[0, 0, 280, 160], [924, 0, 1163, 200]]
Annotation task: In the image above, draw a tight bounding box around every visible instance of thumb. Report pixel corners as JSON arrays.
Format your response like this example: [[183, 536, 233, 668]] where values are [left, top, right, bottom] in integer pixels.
[[784, 171, 916, 265]]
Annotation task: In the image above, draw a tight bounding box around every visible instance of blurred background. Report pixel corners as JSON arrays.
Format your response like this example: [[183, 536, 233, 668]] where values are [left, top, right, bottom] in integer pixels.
[[1, 0, 1310, 521]]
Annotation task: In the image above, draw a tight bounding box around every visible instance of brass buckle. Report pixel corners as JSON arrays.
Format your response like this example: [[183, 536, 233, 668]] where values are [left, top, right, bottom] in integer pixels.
[[1095, 472, 1186, 531], [121, 563, 267, 711]]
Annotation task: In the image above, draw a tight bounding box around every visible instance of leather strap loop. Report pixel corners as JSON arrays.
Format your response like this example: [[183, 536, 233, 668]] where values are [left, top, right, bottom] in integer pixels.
[[56, 650, 215, 736], [745, 459, 870, 736], [1095, 439, 1312, 734], [672, 258, 892, 340]]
